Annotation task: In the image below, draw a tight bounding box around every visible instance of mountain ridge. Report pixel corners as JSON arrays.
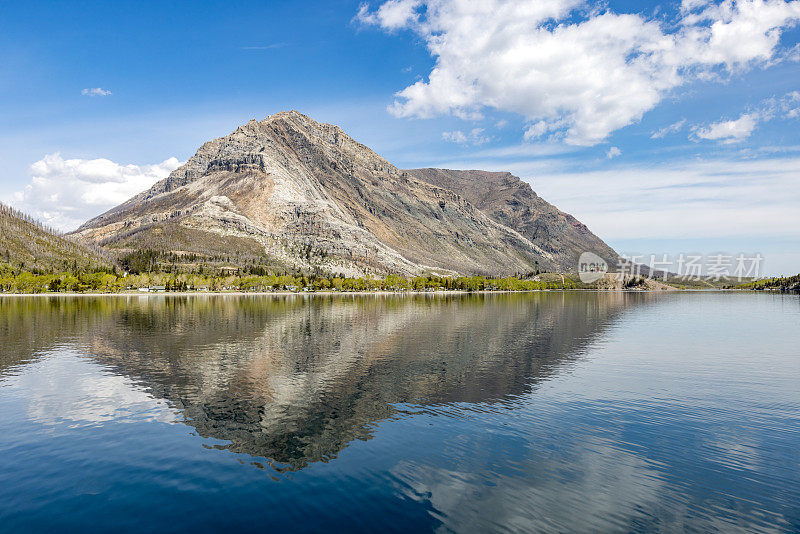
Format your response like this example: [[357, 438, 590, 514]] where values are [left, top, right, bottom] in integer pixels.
[[406, 168, 619, 272], [1, 203, 110, 271], [72, 111, 617, 276]]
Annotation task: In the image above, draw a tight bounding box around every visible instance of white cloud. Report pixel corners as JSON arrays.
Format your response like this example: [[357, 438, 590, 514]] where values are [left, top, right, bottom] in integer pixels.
[[681, 0, 713, 12], [442, 130, 468, 143], [606, 146, 622, 158], [692, 89, 800, 142], [9, 153, 181, 231], [241, 43, 287, 50], [359, 0, 800, 145], [81, 87, 112, 97], [651, 119, 687, 138], [787, 42, 800, 60], [524, 121, 559, 142], [782, 90, 800, 117], [442, 127, 491, 145], [356, 0, 421, 30], [694, 112, 760, 142]]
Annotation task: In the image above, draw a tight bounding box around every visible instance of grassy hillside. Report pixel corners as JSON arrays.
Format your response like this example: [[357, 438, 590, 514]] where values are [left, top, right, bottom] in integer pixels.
[[0, 203, 110, 271], [96, 222, 295, 275]]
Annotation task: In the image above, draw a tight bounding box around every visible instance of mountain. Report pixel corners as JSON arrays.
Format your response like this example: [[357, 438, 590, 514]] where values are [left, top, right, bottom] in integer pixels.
[[0, 203, 109, 271], [72, 111, 617, 276], [407, 169, 619, 273]]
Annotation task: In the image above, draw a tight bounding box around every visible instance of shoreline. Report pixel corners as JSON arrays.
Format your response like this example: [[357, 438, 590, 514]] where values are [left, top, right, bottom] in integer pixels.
[[0, 289, 574, 297], [0, 288, 743, 297]]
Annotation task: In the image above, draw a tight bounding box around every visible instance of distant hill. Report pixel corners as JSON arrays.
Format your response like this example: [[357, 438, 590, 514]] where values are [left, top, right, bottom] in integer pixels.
[[735, 274, 800, 291], [0, 203, 110, 271], [72, 111, 619, 276]]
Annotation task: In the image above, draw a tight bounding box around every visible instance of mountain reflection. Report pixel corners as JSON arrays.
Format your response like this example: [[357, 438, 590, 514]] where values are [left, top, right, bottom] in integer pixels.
[[0, 293, 645, 470]]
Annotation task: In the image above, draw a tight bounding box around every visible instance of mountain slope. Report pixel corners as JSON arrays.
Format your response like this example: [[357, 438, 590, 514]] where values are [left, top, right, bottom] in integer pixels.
[[407, 169, 619, 272], [73, 111, 615, 276], [0, 203, 109, 271]]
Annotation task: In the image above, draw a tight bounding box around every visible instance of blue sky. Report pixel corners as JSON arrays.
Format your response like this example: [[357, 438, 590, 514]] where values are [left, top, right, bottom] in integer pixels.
[[1, 0, 799, 274]]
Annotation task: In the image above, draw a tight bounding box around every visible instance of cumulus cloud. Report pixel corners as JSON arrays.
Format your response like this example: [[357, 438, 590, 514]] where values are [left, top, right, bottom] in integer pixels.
[[356, 0, 421, 30], [606, 146, 622, 158], [358, 0, 800, 145], [651, 119, 687, 138], [693, 89, 800, 142], [442, 127, 491, 145], [9, 153, 181, 231], [523, 120, 567, 142], [81, 87, 112, 97], [694, 113, 760, 142]]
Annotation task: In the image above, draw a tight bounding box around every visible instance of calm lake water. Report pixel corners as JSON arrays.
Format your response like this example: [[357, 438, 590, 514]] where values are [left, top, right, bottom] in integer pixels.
[[0, 292, 798, 533]]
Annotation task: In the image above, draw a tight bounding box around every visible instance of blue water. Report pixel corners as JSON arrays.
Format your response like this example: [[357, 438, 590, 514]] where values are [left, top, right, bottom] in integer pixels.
[[0, 292, 798, 532]]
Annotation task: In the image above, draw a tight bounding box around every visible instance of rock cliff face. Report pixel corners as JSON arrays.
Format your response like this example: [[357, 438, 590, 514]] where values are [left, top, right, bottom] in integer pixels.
[[407, 169, 619, 273], [73, 111, 616, 276]]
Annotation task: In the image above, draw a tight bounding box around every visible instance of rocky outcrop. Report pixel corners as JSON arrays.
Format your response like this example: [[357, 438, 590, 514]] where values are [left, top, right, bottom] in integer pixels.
[[73, 111, 617, 276]]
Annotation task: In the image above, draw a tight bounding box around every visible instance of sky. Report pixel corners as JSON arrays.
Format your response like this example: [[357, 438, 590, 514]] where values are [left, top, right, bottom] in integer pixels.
[[1, 0, 799, 275]]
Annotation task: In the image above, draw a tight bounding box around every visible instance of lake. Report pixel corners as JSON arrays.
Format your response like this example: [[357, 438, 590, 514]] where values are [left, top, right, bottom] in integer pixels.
[[0, 292, 798, 532]]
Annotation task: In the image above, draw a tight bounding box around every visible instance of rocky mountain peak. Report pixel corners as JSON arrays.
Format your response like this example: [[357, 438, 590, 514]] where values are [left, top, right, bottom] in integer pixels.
[[71, 113, 618, 277]]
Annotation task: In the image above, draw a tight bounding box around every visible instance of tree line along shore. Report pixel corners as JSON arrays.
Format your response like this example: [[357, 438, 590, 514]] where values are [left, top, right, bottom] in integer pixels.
[[0, 265, 585, 294], [3, 269, 795, 294], [1, 247, 794, 294]]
